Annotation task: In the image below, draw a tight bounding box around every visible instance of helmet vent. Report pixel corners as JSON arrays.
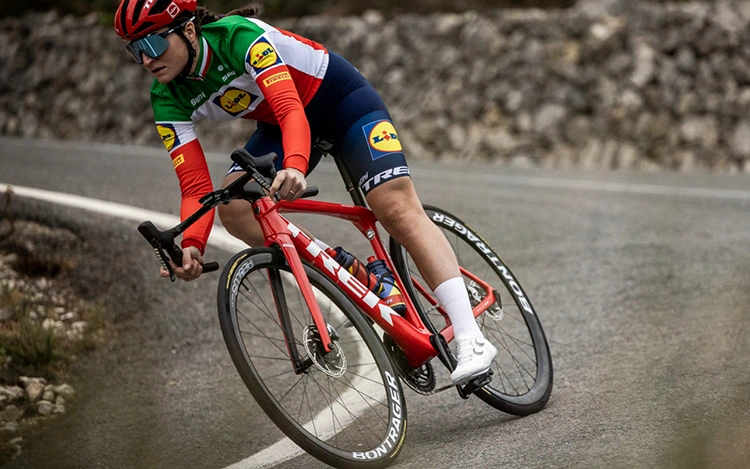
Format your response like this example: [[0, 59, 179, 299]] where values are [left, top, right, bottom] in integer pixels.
[[150, 0, 171, 15], [132, 0, 148, 23], [133, 21, 156, 36], [119, 0, 131, 36]]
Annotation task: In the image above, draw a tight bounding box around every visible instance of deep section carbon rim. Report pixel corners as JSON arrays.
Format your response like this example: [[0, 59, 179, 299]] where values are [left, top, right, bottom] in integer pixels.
[[391, 207, 552, 414], [218, 249, 406, 467]]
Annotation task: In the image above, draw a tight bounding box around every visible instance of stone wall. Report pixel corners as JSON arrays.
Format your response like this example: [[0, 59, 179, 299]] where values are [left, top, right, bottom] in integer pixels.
[[2, 0, 750, 172]]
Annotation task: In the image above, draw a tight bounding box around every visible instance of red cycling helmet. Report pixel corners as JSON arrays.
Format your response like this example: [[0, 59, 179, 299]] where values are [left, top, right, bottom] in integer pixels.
[[115, 0, 197, 40]]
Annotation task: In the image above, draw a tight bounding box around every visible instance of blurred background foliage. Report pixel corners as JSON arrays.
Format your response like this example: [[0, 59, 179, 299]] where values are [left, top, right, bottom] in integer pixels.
[[1, 0, 702, 19]]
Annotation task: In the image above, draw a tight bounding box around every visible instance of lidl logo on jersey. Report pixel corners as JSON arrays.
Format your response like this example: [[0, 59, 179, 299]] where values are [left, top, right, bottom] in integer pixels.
[[247, 38, 282, 72], [213, 88, 258, 117], [157, 124, 179, 152], [363, 120, 403, 160]]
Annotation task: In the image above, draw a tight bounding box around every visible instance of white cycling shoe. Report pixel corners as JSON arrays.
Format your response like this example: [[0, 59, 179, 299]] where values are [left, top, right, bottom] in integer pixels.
[[450, 336, 498, 385]]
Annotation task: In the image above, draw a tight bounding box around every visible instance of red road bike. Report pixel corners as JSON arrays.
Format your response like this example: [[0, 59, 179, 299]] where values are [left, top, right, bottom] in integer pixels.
[[138, 145, 553, 468]]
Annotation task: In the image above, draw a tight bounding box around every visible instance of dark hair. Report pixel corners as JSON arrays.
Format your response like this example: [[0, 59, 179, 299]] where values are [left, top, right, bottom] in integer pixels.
[[175, 4, 260, 34]]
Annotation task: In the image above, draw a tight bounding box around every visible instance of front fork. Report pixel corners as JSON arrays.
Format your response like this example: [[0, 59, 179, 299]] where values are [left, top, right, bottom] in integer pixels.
[[253, 198, 334, 374], [273, 232, 334, 355]]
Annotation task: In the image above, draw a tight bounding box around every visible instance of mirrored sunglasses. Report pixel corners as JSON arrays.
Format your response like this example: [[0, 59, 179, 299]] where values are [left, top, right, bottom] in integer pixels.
[[125, 17, 193, 64]]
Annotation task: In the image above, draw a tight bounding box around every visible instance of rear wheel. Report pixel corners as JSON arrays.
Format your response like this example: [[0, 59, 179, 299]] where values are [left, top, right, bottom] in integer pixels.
[[390, 205, 553, 415], [218, 247, 407, 468]]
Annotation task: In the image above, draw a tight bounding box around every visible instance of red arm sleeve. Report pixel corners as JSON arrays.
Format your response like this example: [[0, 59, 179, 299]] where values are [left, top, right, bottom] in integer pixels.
[[170, 139, 215, 254], [255, 66, 310, 174]]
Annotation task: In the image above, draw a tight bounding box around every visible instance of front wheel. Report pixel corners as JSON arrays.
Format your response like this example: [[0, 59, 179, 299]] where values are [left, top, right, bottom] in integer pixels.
[[217, 247, 407, 469], [390, 205, 553, 416]]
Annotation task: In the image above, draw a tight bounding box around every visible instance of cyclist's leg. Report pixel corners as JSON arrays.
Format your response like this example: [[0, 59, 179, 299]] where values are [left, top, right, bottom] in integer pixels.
[[367, 178, 459, 288], [333, 95, 496, 383], [218, 123, 322, 247], [219, 171, 264, 246]]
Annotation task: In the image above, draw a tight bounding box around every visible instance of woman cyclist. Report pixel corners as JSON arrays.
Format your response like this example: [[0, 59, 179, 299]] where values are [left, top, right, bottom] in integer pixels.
[[114, 0, 497, 384]]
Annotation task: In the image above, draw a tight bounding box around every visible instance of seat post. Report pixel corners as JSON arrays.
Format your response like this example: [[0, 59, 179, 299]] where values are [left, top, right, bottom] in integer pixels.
[[330, 150, 368, 208]]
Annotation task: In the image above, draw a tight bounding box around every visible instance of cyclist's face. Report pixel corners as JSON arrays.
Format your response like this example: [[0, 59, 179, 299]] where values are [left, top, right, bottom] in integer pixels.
[[140, 23, 196, 84]]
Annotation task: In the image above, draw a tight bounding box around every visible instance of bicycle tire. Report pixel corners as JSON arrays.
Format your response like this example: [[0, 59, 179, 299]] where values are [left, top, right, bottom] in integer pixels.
[[390, 205, 553, 415], [217, 247, 407, 469]]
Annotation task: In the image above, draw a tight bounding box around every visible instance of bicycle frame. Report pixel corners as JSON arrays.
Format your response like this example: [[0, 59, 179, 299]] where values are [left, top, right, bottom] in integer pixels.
[[252, 195, 500, 369]]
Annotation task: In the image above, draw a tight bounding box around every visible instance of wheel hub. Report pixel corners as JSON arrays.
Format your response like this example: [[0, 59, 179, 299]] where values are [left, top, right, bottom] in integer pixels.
[[303, 324, 347, 378], [467, 281, 504, 321]]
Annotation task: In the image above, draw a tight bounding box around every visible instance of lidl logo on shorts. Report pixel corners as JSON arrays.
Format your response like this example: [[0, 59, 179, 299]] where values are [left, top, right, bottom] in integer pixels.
[[363, 120, 402, 160], [247, 38, 281, 72], [213, 88, 258, 117], [157, 124, 179, 152]]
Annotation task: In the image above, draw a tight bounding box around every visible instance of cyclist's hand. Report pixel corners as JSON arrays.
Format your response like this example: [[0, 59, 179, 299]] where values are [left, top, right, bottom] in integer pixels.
[[160, 246, 204, 282], [270, 168, 306, 201]]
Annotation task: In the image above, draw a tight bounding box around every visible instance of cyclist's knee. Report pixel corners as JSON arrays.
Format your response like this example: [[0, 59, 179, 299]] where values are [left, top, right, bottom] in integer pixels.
[[218, 200, 264, 246], [367, 179, 424, 241]]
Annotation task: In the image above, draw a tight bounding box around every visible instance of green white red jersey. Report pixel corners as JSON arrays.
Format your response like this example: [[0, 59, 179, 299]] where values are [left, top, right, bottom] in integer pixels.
[[149, 16, 328, 253]]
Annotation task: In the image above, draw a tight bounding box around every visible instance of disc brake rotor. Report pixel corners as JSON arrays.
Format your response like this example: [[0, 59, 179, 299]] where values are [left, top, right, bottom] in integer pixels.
[[467, 281, 504, 321], [303, 324, 347, 378]]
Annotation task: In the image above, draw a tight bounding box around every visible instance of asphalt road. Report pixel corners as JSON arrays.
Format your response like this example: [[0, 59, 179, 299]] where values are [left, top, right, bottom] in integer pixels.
[[1, 136, 749, 469]]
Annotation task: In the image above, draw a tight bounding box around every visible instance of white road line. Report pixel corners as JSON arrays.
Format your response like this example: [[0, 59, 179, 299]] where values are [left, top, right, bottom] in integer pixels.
[[0, 183, 246, 252], [415, 169, 750, 201], [0, 182, 381, 469]]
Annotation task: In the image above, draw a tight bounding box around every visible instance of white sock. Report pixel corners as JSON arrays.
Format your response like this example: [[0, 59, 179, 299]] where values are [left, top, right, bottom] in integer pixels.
[[433, 277, 483, 342], [313, 238, 331, 251]]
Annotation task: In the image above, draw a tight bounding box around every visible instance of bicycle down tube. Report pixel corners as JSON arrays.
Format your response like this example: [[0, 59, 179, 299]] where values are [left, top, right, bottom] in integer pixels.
[[254, 196, 498, 368]]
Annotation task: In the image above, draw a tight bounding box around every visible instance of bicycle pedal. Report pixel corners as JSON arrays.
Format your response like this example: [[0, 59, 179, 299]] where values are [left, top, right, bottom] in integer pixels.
[[457, 370, 493, 399]]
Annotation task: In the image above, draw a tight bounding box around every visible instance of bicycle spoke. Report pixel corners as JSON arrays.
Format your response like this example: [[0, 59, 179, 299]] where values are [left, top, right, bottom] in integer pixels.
[[483, 323, 536, 350], [304, 377, 319, 438], [493, 324, 537, 362], [239, 328, 304, 349], [333, 378, 385, 444], [308, 373, 376, 446], [343, 362, 378, 368], [341, 371, 389, 399], [247, 354, 297, 362], [296, 376, 308, 423], [313, 371, 387, 409], [264, 367, 303, 381], [324, 378, 357, 450], [336, 338, 366, 345], [241, 277, 274, 312], [487, 327, 533, 391], [291, 277, 310, 328], [237, 308, 295, 359], [328, 374, 386, 442], [239, 288, 282, 328], [278, 374, 306, 404]]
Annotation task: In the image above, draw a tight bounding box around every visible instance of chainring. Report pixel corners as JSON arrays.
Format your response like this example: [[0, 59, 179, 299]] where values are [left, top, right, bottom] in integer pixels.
[[383, 334, 435, 395]]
